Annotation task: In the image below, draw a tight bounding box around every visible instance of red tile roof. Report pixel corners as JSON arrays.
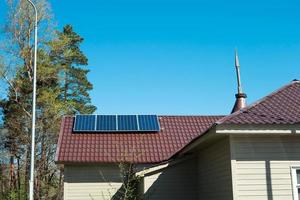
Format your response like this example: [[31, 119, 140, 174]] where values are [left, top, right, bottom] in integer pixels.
[[55, 115, 223, 164], [217, 80, 300, 125], [55, 80, 300, 164]]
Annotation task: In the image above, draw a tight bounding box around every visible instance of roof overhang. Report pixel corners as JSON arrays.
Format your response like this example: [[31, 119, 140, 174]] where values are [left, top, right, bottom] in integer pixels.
[[170, 125, 226, 158], [216, 123, 300, 134], [171, 123, 300, 159]]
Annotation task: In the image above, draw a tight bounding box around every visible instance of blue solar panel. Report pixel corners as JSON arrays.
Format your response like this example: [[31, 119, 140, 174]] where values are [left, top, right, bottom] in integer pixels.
[[138, 115, 160, 131], [117, 115, 138, 131], [73, 114, 160, 132], [96, 115, 117, 131], [73, 115, 96, 131]]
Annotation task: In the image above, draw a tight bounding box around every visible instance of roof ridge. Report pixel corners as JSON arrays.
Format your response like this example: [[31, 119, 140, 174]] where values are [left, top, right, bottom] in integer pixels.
[[216, 80, 300, 124]]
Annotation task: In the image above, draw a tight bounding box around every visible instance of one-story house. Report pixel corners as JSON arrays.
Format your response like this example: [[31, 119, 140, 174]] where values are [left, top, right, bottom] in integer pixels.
[[56, 76, 300, 200]]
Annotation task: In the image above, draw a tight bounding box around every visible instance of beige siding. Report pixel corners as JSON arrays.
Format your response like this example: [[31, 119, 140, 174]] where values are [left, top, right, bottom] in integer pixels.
[[64, 164, 122, 200], [197, 137, 233, 200], [143, 158, 198, 200], [231, 135, 300, 200]]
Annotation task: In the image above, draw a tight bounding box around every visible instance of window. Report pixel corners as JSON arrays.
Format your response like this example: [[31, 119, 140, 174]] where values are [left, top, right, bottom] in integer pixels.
[[291, 167, 300, 200]]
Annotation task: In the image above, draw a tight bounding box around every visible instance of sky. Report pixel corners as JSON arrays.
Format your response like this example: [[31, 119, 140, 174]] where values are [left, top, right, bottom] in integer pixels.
[[0, 0, 300, 115]]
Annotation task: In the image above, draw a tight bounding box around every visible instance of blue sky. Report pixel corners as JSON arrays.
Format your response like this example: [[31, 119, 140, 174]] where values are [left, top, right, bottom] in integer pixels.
[[1, 0, 300, 115]]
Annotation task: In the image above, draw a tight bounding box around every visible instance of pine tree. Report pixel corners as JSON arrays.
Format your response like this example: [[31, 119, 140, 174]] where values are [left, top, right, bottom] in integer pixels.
[[50, 25, 96, 115]]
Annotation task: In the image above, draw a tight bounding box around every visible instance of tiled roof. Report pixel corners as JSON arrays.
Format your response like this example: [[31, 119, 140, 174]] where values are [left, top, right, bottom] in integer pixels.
[[217, 80, 300, 125], [55, 115, 223, 164]]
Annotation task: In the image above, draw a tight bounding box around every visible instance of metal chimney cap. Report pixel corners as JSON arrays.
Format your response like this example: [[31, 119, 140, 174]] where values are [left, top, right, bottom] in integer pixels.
[[235, 93, 247, 98]]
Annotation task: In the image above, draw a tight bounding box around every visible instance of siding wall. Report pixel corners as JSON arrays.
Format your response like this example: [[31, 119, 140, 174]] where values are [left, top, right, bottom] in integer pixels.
[[143, 158, 198, 200], [231, 135, 300, 200], [64, 164, 122, 200], [197, 137, 233, 200]]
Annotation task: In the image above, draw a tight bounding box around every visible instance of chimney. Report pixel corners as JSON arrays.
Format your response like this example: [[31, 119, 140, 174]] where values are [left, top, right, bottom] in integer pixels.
[[231, 49, 247, 113]]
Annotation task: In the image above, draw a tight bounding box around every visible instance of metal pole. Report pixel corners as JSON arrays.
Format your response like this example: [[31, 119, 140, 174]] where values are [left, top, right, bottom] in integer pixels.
[[24, 1, 38, 200]]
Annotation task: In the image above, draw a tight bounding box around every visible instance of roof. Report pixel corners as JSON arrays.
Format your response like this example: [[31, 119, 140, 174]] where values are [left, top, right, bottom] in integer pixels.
[[217, 80, 300, 125], [55, 115, 223, 164], [56, 80, 300, 164]]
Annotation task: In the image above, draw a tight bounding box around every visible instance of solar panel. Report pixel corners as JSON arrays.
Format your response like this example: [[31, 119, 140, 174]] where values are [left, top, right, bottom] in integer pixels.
[[138, 115, 160, 131], [73, 114, 160, 132], [73, 115, 96, 131], [96, 115, 117, 131], [118, 115, 138, 131]]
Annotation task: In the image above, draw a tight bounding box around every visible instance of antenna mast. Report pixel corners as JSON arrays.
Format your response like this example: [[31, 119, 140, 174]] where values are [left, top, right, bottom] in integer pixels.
[[231, 49, 247, 113], [235, 49, 243, 94]]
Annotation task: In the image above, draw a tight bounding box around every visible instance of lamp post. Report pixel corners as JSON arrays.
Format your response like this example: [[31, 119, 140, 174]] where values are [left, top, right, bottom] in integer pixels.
[[24, 0, 38, 200]]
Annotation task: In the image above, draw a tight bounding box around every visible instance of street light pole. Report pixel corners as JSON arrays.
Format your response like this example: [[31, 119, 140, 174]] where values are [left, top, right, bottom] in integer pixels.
[[24, 0, 38, 200]]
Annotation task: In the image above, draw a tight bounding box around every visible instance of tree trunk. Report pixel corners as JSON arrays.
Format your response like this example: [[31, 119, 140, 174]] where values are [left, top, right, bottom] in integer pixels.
[[24, 147, 30, 199], [17, 158, 21, 200], [57, 168, 64, 200], [9, 155, 16, 191]]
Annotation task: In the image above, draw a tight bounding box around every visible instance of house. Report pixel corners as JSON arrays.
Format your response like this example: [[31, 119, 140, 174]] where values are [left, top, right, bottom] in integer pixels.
[[55, 54, 300, 200], [154, 79, 300, 200], [55, 115, 223, 199]]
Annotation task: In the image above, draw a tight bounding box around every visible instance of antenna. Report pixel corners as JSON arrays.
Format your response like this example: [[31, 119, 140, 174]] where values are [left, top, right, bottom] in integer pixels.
[[231, 49, 247, 113], [235, 49, 243, 94]]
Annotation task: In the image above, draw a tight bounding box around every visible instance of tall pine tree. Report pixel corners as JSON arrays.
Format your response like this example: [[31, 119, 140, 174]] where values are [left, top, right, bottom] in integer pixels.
[[50, 25, 96, 115]]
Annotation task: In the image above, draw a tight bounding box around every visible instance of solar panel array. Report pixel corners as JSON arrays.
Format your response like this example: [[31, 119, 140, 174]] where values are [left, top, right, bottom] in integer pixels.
[[73, 115, 160, 132]]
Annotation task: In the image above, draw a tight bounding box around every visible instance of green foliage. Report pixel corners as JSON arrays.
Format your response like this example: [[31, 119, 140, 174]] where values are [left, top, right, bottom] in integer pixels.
[[117, 163, 141, 200], [7, 190, 17, 200], [50, 25, 96, 115], [3, 187, 27, 200]]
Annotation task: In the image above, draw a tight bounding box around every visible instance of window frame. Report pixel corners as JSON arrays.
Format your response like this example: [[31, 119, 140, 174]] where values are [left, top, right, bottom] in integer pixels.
[[291, 166, 300, 200]]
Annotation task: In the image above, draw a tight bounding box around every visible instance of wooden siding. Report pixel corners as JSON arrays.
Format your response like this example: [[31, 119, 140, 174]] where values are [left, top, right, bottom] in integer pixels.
[[197, 137, 233, 200], [143, 158, 198, 200], [64, 164, 122, 200], [231, 135, 300, 200]]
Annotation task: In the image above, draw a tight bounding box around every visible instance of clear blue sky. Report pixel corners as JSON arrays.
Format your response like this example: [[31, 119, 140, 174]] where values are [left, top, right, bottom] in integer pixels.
[[1, 0, 300, 115]]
